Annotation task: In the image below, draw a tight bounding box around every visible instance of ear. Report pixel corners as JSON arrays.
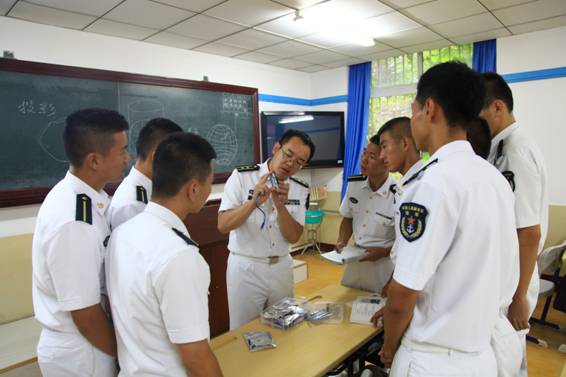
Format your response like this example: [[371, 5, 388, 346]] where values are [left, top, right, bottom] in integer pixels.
[[83, 152, 100, 171], [184, 179, 199, 202], [272, 142, 281, 155], [493, 99, 506, 115], [400, 136, 410, 151], [424, 97, 436, 121]]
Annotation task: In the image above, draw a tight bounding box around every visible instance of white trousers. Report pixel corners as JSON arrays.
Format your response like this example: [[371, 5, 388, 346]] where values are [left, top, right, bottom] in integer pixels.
[[390, 338, 497, 377], [37, 329, 117, 377], [515, 269, 540, 377], [226, 253, 293, 330], [341, 258, 393, 293]]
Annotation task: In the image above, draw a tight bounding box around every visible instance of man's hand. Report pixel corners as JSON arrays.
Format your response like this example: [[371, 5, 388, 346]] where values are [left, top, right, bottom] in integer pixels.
[[252, 174, 270, 206], [271, 181, 289, 209], [508, 295, 530, 330], [370, 307, 384, 328], [378, 346, 395, 368], [360, 247, 387, 262], [335, 240, 347, 253]]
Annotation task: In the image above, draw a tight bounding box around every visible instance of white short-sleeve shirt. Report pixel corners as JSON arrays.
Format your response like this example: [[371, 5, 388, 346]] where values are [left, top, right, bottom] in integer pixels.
[[339, 175, 397, 247], [107, 166, 152, 230], [339, 175, 397, 292], [389, 160, 424, 264], [393, 141, 519, 352], [489, 122, 548, 253], [219, 160, 309, 257], [106, 202, 210, 377], [32, 171, 110, 333]]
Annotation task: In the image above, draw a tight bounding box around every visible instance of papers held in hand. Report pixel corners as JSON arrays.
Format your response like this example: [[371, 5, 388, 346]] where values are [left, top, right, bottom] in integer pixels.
[[321, 245, 367, 265]]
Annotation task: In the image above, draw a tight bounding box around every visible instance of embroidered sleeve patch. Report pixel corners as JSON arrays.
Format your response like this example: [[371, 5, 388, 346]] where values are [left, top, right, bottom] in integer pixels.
[[349, 197, 358, 204], [399, 202, 428, 242], [502, 171, 515, 191]]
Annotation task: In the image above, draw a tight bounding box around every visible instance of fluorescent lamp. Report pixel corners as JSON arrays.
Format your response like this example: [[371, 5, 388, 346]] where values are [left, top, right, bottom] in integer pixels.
[[279, 115, 314, 124]]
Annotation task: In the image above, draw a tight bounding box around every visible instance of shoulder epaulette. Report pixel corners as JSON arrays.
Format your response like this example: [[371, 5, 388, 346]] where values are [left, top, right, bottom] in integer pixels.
[[136, 185, 148, 204], [172, 228, 199, 247], [236, 164, 259, 172], [75, 194, 92, 225], [402, 159, 439, 187], [290, 176, 309, 188], [347, 175, 367, 182]]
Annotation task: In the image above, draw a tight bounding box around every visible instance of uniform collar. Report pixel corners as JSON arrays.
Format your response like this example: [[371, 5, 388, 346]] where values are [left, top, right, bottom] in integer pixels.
[[430, 140, 474, 161], [400, 160, 424, 187], [362, 175, 393, 197], [129, 166, 152, 189], [258, 160, 270, 175], [489, 122, 519, 159], [144, 202, 190, 238], [65, 171, 109, 215]]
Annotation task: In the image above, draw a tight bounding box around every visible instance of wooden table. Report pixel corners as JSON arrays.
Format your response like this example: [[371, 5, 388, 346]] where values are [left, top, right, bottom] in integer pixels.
[[211, 284, 382, 377]]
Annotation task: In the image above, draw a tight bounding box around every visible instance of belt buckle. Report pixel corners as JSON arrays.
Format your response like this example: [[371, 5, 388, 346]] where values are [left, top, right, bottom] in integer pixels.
[[268, 256, 279, 265]]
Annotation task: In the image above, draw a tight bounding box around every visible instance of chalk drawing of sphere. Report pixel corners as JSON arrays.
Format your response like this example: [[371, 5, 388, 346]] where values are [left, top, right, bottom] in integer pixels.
[[207, 124, 237, 166]]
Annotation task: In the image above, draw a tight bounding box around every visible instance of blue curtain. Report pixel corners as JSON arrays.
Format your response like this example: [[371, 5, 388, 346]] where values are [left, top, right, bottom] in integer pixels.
[[473, 39, 496, 73], [342, 62, 371, 199]]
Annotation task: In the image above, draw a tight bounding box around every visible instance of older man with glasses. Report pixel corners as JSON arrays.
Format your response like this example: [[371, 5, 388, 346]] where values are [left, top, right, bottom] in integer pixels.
[[218, 129, 316, 329]]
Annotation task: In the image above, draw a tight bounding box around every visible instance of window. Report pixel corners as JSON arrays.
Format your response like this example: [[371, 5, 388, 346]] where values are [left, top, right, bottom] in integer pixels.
[[367, 44, 473, 138]]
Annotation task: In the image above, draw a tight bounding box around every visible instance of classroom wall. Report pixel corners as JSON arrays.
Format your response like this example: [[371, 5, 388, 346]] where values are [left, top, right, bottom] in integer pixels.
[[0, 16, 320, 324], [497, 25, 566, 247]]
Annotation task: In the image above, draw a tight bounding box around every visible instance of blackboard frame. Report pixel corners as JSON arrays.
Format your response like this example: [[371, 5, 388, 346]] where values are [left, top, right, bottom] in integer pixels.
[[0, 58, 260, 208]]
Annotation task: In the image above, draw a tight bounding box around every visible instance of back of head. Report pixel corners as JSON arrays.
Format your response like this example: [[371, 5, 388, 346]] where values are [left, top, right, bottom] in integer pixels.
[[467, 117, 491, 159], [278, 129, 316, 162], [416, 61, 485, 128], [152, 133, 217, 198], [136, 118, 183, 161], [64, 108, 129, 166], [375, 116, 416, 150], [482, 72, 514, 112]]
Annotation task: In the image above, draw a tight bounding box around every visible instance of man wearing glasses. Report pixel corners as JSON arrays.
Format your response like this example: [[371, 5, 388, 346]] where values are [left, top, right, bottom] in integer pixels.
[[218, 129, 316, 329]]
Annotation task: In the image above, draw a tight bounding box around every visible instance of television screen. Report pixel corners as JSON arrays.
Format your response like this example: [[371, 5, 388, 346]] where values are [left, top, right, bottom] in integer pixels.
[[261, 111, 345, 168]]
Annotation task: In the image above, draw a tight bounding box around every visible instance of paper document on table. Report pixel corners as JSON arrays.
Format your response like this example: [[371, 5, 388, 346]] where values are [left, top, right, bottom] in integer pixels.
[[321, 246, 367, 265], [350, 295, 386, 325]]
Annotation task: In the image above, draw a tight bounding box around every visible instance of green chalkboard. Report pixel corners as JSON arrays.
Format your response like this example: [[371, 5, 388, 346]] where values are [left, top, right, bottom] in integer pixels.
[[0, 59, 259, 207]]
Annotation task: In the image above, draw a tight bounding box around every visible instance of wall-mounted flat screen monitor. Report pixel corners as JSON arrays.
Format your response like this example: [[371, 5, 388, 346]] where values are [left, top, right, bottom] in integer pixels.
[[260, 111, 345, 168]]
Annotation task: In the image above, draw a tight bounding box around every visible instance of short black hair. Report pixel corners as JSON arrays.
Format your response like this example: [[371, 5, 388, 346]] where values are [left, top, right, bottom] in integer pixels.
[[376, 116, 413, 142], [467, 117, 491, 159], [64, 108, 129, 166], [136, 118, 183, 161], [482, 72, 514, 112], [152, 133, 216, 198], [416, 62, 485, 129], [277, 129, 316, 162]]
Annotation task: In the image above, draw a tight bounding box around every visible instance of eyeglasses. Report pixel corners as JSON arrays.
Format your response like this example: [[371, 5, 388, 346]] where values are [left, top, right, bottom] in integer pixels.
[[281, 147, 306, 168]]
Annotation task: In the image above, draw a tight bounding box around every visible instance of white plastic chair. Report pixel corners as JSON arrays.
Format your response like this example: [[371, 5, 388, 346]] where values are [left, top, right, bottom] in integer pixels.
[[527, 239, 566, 348]]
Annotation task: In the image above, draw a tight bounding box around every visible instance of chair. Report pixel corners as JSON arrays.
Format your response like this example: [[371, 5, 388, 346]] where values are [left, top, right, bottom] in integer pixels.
[[527, 239, 566, 347]]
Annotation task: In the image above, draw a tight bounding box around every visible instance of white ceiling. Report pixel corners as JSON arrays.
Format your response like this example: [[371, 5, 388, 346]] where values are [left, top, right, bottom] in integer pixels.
[[2, 0, 566, 72]]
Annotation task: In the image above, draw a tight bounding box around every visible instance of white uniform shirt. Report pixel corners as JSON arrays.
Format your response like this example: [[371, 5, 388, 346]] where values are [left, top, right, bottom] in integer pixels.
[[107, 166, 151, 230], [393, 141, 518, 352], [489, 122, 548, 315], [219, 161, 309, 257], [339, 175, 396, 292], [32, 171, 110, 333], [389, 159, 424, 264], [340, 175, 397, 247], [106, 202, 210, 377], [489, 122, 548, 254]]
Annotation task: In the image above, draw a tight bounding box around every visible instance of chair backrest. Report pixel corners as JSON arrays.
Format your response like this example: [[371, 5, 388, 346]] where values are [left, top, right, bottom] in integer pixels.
[[538, 239, 566, 275]]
